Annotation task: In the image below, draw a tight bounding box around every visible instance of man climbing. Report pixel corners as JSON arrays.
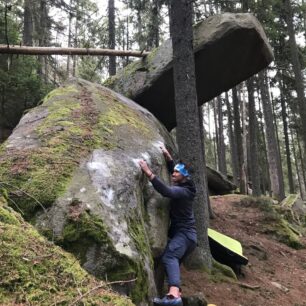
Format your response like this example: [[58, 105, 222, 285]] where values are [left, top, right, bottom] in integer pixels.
[[139, 146, 197, 306]]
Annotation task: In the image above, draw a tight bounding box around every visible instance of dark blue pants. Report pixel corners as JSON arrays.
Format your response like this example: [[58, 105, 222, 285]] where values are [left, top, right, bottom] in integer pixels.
[[161, 232, 196, 288]]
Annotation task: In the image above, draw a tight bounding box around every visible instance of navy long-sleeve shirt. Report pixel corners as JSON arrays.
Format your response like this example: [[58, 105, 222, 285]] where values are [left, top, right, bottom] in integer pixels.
[[151, 160, 197, 243]]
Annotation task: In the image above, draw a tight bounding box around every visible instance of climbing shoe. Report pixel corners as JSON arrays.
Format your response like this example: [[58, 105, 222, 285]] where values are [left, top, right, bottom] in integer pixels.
[[153, 295, 183, 306]]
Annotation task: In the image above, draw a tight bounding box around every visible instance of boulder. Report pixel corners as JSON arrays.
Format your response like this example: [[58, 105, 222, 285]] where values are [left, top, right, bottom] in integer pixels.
[[206, 166, 236, 195], [280, 194, 306, 227], [0, 79, 177, 305], [105, 13, 273, 131], [0, 191, 134, 306]]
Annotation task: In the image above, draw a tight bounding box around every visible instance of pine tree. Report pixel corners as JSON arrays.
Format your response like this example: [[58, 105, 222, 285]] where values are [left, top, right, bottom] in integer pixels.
[[216, 96, 227, 175], [258, 70, 285, 201], [282, 0, 306, 170], [170, 0, 211, 269], [247, 77, 261, 196], [108, 0, 116, 75]]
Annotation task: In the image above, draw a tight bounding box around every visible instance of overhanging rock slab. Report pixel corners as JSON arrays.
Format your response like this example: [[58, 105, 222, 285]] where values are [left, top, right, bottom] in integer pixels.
[[105, 13, 273, 130]]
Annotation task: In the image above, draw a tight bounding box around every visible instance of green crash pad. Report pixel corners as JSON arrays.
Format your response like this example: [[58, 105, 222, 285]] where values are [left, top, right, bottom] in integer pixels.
[[208, 228, 248, 266]]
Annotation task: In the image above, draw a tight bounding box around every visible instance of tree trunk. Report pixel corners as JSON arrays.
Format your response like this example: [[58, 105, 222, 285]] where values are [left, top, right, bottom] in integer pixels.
[[279, 78, 295, 194], [23, 0, 33, 46], [257, 90, 271, 196], [0, 45, 149, 57], [296, 132, 306, 194], [67, 0, 73, 77], [147, 0, 160, 49], [125, 12, 130, 66], [232, 87, 245, 193], [72, 0, 79, 77], [241, 83, 248, 194], [241, 0, 249, 12], [258, 70, 285, 201], [303, 0, 306, 42], [199, 105, 215, 219], [225, 92, 239, 185], [283, 0, 306, 170], [108, 0, 116, 76], [291, 130, 306, 200], [37, 0, 48, 78], [246, 77, 261, 196], [170, 0, 211, 269], [214, 99, 219, 169], [216, 95, 227, 176], [211, 102, 217, 169]]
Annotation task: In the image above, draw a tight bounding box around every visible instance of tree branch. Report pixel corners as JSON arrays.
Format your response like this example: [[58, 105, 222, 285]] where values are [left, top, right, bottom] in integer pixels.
[[0, 44, 150, 57], [68, 278, 137, 306]]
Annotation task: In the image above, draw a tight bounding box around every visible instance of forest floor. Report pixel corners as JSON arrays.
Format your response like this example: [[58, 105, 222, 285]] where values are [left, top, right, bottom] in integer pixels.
[[180, 194, 306, 306]]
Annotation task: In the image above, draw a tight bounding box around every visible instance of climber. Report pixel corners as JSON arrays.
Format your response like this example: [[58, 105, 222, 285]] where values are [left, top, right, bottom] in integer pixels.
[[139, 146, 197, 306]]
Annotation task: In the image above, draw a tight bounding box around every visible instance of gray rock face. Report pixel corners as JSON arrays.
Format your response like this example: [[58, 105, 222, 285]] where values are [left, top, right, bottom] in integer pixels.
[[207, 166, 236, 195], [105, 13, 273, 130], [0, 79, 177, 305]]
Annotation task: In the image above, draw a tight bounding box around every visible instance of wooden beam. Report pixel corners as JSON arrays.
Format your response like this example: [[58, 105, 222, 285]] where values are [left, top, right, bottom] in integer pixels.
[[0, 44, 150, 57]]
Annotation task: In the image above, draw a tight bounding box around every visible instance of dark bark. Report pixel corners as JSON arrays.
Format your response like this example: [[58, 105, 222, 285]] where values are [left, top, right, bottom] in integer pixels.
[[279, 78, 295, 194], [0, 45, 149, 57], [303, 0, 306, 42], [283, 0, 306, 170], [291, 129, 306, 199], [67, 0, 73, 77], [225, 92, 239, 185], [296, 132, 306, 194], [258, 70, 285, 201], [257, 89, 271, 195], [170, 0, 211, 269], [241, 84, 248, 194], [72, 0, 79, 77], [23, 0, 33, 46], [37, 0, 49, 81], [199, 106, 215, 219], [147, 0, 160, 49], [232, 87, 245, 193], [108, 0, 116, 76], [211, 102, 217, 168], [216, 95, 227, 176], [270, 93, 281, 160], [214, 99, 219, 168], [246, 77, 261, 196], [241, 0, 249, 11], [125, 14, 130, 65]]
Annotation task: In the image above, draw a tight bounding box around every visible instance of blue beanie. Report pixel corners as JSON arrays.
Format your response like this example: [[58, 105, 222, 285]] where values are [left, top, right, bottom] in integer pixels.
[[174, 163, 189, 177]]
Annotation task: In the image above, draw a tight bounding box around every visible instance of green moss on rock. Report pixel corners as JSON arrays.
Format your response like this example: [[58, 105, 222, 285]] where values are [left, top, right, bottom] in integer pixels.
[[0, 81, 157, 304], [0, 199, 134, 306], [0, 82, 153, 220], [241, 196, 304, 249], [59, 207, 149, 304], [210, 259, 237, 282]]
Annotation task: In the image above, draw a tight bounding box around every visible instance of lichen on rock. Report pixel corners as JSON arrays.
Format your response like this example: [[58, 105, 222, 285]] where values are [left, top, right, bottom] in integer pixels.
[[0, 79, 177, 304]]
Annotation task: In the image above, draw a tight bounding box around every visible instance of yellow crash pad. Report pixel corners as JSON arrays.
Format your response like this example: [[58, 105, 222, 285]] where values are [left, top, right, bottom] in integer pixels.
[[208, 228, 248, 264]]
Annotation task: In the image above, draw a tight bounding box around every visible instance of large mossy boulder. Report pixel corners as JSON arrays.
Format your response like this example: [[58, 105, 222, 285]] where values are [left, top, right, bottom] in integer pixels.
[[279, 194, 306, 228], [105, 13, 273, 131], [0, 191, 134, 305], [0, 79, 177, 305]]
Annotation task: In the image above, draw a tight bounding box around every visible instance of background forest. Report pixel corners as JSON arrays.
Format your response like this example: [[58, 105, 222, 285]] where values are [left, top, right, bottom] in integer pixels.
[[0, 0, 305, 201]]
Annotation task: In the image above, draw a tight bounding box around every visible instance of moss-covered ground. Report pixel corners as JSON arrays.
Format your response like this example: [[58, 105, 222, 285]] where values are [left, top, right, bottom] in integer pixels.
[[240, 196, 304, 249], [0, 192, 134, 306]]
